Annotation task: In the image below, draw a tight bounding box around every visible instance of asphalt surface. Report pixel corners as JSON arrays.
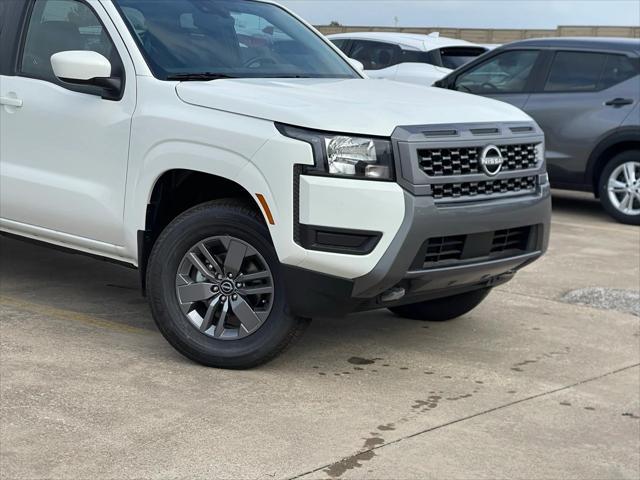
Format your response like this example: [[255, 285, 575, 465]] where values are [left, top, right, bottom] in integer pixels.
[[1, 190, 639, 480]]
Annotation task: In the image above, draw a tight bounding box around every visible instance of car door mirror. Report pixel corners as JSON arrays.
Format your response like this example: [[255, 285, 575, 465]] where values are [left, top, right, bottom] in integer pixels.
[[51, 51, 122, 100], [349, 58, 365, 72]]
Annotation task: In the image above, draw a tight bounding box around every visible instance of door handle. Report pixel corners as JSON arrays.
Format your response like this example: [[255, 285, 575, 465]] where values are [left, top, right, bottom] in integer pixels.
[[0, 96, 23, 108], [605, 98, 633, 107]]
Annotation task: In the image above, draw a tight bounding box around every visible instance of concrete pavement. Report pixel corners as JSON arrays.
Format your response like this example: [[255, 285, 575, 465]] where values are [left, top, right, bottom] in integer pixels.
[[1, 190, 639, 480]]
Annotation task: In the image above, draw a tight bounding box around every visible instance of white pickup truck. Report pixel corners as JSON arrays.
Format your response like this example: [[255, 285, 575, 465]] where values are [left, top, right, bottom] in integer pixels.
[[0, 0, 551, 369]]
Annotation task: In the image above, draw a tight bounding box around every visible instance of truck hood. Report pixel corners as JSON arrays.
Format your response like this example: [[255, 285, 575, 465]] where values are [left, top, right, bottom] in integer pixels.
[[176, 78, 531, 137]]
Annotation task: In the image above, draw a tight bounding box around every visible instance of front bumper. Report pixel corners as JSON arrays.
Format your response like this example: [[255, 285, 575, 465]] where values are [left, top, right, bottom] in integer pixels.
[[282, 183, 551, 318]]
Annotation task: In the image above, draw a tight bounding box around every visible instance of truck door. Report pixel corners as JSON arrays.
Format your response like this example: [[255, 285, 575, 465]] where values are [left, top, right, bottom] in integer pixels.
[[0, 0, 136, 249]]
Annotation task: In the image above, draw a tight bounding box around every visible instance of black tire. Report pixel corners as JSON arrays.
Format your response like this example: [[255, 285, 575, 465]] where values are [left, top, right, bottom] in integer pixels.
[[389, 288, 492, 321], [598, 150, 640, 226], [146, 199, 309, 369]]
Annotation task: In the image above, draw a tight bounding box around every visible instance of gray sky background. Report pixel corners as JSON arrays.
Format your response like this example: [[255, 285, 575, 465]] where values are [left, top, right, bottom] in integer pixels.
[[277, 0, 640, 28]]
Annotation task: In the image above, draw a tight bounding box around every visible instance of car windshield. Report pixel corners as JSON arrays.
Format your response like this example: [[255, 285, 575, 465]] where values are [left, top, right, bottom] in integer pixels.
[[113, 0, 358, 80]]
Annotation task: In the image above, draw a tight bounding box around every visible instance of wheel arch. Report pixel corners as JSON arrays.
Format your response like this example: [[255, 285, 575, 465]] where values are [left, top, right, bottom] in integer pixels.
[[137, 168, 274, 293], [587, 127, 640, 197]]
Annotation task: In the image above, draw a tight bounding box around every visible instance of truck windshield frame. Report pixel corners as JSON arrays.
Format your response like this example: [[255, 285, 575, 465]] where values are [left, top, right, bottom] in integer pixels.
[[112, 0, 359, 80]]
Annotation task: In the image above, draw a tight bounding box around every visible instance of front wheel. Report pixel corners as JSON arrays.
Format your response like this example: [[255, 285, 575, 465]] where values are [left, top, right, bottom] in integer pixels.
[[146, 200, 308, 369], [389, 288, 492, 321], [599, 151, 640, 226]]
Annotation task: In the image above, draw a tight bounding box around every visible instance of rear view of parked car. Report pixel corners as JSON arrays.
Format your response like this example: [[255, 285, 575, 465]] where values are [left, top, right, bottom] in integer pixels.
[[328, 32, 488, 85], [436, 38, 640, 225]]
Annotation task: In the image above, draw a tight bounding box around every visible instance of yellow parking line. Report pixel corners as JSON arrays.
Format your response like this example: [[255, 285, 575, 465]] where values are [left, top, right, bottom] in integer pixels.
[[0, 295, 149, 334]]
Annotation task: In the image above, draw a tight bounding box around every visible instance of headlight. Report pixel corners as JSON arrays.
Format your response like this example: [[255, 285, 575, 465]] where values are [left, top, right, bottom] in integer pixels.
[[277, 124, 395, 181]]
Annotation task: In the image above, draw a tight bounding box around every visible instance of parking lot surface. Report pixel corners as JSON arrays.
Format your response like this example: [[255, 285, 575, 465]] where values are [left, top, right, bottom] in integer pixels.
[[1, 190, 639, 480]]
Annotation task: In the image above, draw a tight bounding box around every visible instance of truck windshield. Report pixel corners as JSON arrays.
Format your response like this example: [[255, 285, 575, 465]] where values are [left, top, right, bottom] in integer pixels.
[[113, 0, 358, 80]]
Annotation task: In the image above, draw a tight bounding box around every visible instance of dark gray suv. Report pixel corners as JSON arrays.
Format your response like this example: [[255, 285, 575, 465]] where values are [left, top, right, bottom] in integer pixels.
[[436, 38, 640, 225]]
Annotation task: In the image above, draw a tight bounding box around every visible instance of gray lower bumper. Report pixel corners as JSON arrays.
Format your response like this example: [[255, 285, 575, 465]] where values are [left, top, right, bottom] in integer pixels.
[[281, 184, 551, 318], [352, 183, 552, 298]]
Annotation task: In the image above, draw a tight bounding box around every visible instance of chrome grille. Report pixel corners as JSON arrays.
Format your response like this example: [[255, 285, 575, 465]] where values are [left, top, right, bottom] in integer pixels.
[[431, 176, 538, 200], [418, 143, 538, 177]]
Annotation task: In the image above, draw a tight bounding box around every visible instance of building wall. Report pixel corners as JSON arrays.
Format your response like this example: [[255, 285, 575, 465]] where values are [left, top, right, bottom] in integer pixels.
[[316, 25, 640, 42]]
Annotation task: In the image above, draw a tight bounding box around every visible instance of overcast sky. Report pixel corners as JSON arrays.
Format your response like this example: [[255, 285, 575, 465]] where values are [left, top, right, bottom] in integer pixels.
[[277, 0, 640, 29]]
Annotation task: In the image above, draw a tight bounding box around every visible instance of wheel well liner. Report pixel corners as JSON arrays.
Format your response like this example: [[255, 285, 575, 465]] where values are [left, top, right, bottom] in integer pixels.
[[138, 170, 263, 292]]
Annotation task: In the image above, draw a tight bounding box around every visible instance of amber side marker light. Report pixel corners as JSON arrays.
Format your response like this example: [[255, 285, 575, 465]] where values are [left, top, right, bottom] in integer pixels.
[[256, 193, 275, 225]]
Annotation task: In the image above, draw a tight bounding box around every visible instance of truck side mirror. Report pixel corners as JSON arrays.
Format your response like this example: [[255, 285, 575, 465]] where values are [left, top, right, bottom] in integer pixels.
[[51, 50, 123, 100]]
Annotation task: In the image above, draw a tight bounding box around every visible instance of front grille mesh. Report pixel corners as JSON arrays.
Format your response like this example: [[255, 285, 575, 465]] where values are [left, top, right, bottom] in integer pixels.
[[501, 144, 538, 171], [424, 235, 466, 264], [420, 226, 534, 268], [420, 147, 480, 176], [418, 143, 538, 177], [491, 227, 530, 253], [431, 176, 538, 200]]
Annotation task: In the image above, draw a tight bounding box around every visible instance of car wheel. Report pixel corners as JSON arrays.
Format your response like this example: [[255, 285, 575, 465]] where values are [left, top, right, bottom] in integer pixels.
[[599, 151, 640, 226], [388, 288, 492, 321], [146, 199, 309, 369]]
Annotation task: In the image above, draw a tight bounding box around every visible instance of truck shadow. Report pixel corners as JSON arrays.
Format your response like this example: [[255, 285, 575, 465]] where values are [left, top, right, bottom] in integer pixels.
[[550, 189, 611, 222], [1, 235, 487, 369], [0, 236, 153, 331]]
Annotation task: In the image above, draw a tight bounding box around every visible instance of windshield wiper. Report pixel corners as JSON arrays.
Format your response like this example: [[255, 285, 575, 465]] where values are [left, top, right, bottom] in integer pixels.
[[166, 73, 237, 81]]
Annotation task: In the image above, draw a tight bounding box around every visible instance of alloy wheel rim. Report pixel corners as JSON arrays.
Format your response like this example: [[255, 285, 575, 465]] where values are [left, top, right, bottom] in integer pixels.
[[607, 161, 640, 216], [175, 236, 274, 341]]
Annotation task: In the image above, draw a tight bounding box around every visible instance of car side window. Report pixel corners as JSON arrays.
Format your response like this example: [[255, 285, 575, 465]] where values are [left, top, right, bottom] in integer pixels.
[[544, 51, 609, 92], [399, 50, 433, 65], [599, 54, 638, 90], [331, 39, 348, 52], [455, 50, 540, 94], [20, 0, 117, 83], [350, 40, 401, 71]]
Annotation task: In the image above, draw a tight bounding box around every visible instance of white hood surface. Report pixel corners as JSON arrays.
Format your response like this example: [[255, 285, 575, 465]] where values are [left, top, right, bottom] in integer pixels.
[[176, 78, 531, 137]]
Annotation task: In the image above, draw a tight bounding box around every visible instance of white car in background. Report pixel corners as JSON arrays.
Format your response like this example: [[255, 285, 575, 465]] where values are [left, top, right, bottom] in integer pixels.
[[328, 32, 490, 85]]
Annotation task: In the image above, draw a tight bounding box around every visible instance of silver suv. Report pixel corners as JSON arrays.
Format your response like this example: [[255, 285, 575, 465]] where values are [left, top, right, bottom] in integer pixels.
[[436, 38, 640, 225]]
